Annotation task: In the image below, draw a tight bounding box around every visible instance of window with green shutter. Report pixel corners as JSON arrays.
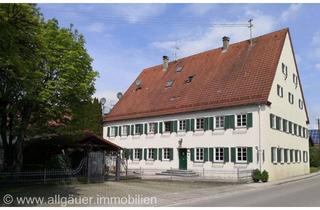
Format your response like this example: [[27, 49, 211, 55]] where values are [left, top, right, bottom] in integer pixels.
[[284, 149, 288, 162], [119, 126, 122, 137], [289, 122, 292, 134], [159, 122, 163, 134], [129, 149, 133, 160], [230, 115, 235, 129], [144, 123, 148, 135], [153, 148, 158, 160], [247, 113, 253, 128], [277, 148, 281, 163], [186, 119, 191, 131], [224, 115, 235, 130], [131, 125, 134, 135]]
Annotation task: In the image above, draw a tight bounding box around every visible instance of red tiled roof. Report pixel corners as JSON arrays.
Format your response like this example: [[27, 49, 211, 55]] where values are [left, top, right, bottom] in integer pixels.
[[104, 28, 289, 122]]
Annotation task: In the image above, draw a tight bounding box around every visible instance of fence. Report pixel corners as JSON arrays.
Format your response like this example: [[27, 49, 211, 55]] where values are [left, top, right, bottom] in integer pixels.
[[0, 158, 87, 185], [123, 168, 253, 183]]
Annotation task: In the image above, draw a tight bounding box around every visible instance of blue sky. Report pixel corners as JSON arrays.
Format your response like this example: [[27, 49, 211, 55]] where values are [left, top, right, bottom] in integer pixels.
[[39, 3, 320, 128]]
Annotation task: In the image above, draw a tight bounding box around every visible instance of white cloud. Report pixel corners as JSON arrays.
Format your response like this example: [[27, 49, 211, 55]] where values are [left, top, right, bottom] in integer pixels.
[[111, 4, 167, 24], [182, 4, 217, 16], [316, 64, 320, 70], [93, 89, 118, 105], [280, 4, 302, 22], [151, 9, 276, 57], [86, 22, 106, 33], [312, 31, 320, 58]]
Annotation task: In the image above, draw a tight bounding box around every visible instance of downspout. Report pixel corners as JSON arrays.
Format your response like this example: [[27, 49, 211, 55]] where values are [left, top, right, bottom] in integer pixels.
[[258, 105, 262, 171]]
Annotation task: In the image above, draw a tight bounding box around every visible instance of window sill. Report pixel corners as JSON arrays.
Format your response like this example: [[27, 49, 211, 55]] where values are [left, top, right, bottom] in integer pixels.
[[193, 130, 204, 136], [177, 130, 186, 136], [161, 132, 171, 137], [232, 129, 247, 134], [161, 159, 170, 161], [212, 129, 225, 135], [120, 136, 128, 140]]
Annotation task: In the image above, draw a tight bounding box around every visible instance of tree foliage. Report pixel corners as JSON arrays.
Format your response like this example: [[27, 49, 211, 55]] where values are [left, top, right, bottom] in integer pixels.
[[0, 4, 99, 171]]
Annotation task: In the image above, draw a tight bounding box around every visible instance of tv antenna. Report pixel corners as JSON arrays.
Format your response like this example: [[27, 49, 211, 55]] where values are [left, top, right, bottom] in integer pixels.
[[248, 19, 253, 46], [173, 41, 181, 62]]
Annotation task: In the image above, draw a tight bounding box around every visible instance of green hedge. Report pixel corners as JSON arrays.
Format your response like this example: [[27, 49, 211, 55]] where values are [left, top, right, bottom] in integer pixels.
[[310, 147, 320, 167]]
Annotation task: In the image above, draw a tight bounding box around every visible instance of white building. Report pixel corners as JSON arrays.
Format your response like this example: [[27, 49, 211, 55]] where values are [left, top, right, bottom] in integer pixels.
[[103, 28, 310, 181]]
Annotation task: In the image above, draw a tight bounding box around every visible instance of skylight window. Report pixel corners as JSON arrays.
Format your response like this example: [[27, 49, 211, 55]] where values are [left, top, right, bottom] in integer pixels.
[[185, 75, 195, 83], [176, 66, 183, 72], [166, 79, 174, 87]]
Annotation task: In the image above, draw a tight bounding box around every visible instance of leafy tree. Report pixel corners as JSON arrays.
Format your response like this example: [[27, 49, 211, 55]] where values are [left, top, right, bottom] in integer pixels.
[[0, 4, 98, 171]]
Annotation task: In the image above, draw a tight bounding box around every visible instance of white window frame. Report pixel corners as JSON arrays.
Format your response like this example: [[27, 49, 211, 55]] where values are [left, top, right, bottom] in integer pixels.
[[271, 114, 276, 129], [134, 124, 143, 135], [215, 116, 224, 129], [148, 122, 156, 134], [236, 114, 247, 128], [277, 84, 283, 97], [163, 121, 171, 133], [134, 149, 140, 160], [163, 148, 170, 160], [147, 148, 155, 160], [195, 118, 205, 130], [214, 148, 224, 162], [280, 149, 285, 163], [121, 125, 128, 136], [272, 147, 277, 164], [178, 120, 186, 132], [236, 147, 247, 163], [110, 127, 117, 137], [195, 148, 204, 162], [288, 92, 294, 104]]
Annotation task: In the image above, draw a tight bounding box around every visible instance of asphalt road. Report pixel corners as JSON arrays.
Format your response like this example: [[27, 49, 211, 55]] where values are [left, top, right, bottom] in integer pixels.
[[180, 174, 320, 207]]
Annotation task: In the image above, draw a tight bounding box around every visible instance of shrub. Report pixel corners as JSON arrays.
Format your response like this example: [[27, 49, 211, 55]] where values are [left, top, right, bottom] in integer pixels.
[[310, 147, 320, 167], [252, 169, 261, 182], [261, 170, 269, 182]]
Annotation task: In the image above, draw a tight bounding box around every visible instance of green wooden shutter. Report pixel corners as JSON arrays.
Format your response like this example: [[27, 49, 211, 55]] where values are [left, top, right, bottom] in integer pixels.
[[191, 119, 195, 131], [131, 125, 134, 135], [247, 147, 253, 163], [139, 149, 143, 160], [155, 122, 158, 134], [126, 125, 130, 136], [289, 122, 292, 133], [130, 149, 133, 160], [283, 120, 287, 132], [284, 149, 288, 162], [231, 147, 236, 163], [209, 117, 214, 130], [159, 148, 162, 161], [144, 123, 148, 135], [159, 122, 163, 134], [230, 115, 235, 129], [290, 149, 293, 162], [224, 116, 229, 130], [186, 119, 191, 131], [224, 148, 229, 162], [190, 148, 194, 161], [276, 117, 280, 130], [204, 148, 208, 162], [277, 148, 281, 163], [209, 148, 213, 161], [169, 148, 173, 160], [107, 127, 110, 137], [170, 121, 174, 133], [173, 121, 177, 133], [270, 114, 274, 128], [247, 113, 253, 128], [204, 118, 209, 131], [295, 150, 298, 162], [119, 126, 122, 137], [144, 148, 147, 160], [153, 148, 157, 160], [114, 127, 118, 136]]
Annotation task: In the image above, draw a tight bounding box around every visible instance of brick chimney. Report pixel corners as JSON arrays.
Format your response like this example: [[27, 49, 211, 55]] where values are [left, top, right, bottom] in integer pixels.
[[222, 36, 230, 51], [163, 55, 169, 71]]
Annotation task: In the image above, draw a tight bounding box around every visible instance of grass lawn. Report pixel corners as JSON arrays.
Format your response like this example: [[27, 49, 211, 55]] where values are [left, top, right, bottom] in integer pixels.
[[310, 167, 320, 173]]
